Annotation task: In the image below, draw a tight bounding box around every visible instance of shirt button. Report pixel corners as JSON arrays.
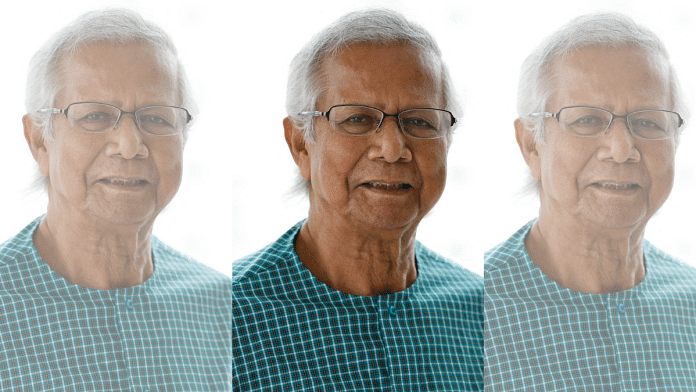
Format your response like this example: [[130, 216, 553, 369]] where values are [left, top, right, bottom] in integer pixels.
[[387, 306, 397, 317], [617, 303, 626, 313], [126, 300, 134, 310]]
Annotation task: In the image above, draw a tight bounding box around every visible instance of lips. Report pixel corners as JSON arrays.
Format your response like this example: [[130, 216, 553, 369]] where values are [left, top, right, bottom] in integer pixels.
[[99, 178, 149, 187], [591, 181, 640, 190], [362, 181, 413, 191]]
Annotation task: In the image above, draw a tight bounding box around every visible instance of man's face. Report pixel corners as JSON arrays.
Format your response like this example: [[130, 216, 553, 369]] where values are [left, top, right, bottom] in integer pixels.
[[39, 42, 184, 227], [534, 45, 675, 230], [300, 43, 448, 233]]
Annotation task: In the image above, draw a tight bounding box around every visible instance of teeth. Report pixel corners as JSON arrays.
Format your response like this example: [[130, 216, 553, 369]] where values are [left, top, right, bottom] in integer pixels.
[[368, 182, 407, 191], [104, 178, 146, 186], [595, 182, 638, 190]]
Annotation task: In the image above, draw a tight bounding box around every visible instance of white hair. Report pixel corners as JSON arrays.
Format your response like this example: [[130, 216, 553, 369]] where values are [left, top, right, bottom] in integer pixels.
[[285, 8, 462, 195], [516, 12, 689, 194]]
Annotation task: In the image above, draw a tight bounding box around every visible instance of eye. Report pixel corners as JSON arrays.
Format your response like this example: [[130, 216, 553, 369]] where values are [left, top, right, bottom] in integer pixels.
[[633, 119, 662, 130], [140, 114, 173, 127], [341, 114, 376, 125], [573, 116, 602, 126], [403, 117, 435, 129], [79, 111, 112, 123]]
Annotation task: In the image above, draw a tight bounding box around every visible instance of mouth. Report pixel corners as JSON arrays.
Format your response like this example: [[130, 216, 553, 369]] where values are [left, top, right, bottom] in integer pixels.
[[99, 178, 149, 188], [590, 182, 640, 192], [361, 181, 413, 191]]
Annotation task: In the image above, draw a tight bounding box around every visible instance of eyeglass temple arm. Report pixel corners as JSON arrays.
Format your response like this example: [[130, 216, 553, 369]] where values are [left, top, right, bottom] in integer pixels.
[[529, 112, 555, 118], [298, 111, 326, 117], [37, 108, 64, 115]]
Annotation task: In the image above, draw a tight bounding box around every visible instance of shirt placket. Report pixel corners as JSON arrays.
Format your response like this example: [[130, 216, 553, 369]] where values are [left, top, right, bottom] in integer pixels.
[[375, 294, 404, 392], [605, 291, 629, 391], [113, 288, 151, 392]]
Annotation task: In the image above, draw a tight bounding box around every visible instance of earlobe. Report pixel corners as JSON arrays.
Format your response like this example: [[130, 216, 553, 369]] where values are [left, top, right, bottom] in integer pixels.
[[514, 118, 541, 181], [23, 115, 50, 176], [283, 117, 311, 180]]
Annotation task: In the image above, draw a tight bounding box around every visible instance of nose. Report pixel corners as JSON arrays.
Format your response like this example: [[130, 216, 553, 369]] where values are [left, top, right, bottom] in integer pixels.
[[104, 113, 149, 159], [367, 116, 412, 162], [596, 117, 640, 163]]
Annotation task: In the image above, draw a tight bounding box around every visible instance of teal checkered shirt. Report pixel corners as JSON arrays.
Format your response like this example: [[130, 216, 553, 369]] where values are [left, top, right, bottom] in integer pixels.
[[0, 217, 233, 391], [485, 220, 696, 391], [232, 221, 483, 390]]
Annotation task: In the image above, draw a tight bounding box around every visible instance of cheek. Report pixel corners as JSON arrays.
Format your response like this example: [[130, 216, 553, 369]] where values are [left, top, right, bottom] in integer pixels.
[[155, 142, 184, 192], [417, 144, 447, 200], [647, 145, 676, 199], [313, 139, 362, 189], [541, 139, 590, 190], [48, 136, 100, 188]]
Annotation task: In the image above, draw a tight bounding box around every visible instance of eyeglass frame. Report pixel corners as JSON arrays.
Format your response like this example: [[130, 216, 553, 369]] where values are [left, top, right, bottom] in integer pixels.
[[38, 101, 193, 136], [298, 104, 457, 139], [529, 105, 684, 140]]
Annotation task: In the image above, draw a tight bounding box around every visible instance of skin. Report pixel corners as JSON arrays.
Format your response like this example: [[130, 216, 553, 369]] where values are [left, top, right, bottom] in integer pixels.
[[284, 43, 448, 296], [516, 45, 676, 294], [23, 42, 184, 290]]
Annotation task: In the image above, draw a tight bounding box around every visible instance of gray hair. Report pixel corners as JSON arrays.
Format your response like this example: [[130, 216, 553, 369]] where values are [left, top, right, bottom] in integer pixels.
[[516, 12, 689, 194], [285, 8, 461, 195], [25, 8, 196, 139]]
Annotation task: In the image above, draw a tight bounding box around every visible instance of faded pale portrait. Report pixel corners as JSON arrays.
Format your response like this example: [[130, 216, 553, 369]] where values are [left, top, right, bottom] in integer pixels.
[[484, 12, 696, 390], [231, 9, 483, 390], [0, 9, 232, 390]]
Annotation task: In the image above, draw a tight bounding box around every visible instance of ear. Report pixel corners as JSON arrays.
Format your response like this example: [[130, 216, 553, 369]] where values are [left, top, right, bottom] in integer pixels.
[[514, 118, 541, 181], [283, 117, 311, 181], [23, 115, 51, 176]]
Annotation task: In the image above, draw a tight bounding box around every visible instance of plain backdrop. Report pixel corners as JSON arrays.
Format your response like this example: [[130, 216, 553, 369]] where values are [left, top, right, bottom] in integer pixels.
[[2, 0, 694, 277]]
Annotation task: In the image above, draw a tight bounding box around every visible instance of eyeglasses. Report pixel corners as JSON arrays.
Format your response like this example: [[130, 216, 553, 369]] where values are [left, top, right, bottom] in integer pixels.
[[299, 104, 456, 139], [39, 102, 192, 136], [530, 106, 684, 140]]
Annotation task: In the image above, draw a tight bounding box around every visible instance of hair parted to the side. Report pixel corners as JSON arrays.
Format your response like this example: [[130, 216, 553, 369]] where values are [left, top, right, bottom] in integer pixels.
[[516, 11, 689, 195], [25, 7, 196, 192], [285, 8, 462, 196]]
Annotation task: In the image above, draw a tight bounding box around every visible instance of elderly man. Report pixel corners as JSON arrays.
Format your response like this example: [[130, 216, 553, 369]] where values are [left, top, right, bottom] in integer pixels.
[[485, 12, 696, 390], [0, 9, 231, 390], [232, 9, 483, 390]]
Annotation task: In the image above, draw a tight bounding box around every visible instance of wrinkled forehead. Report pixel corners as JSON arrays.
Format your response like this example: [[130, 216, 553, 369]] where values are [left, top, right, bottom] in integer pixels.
[[318, 42, 445, 97], [56, 40, 180, 103], [548, 44, 671, 106]]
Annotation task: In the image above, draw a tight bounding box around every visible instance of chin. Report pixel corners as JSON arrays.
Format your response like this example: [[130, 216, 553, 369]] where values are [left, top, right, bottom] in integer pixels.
[[583, 210, 648, 231], [92, 205, 158, 227], [353, 209, 420, 233]]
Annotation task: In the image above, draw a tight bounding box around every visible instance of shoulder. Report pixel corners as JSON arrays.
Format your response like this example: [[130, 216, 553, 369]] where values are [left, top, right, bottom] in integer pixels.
[[415, 241, 482, 292], [0, 217, 42, 269], [151, 236, 231, 287], [484, 220, 533, 274], [231, 221, 302, 284], [643, 240, 696, 288]]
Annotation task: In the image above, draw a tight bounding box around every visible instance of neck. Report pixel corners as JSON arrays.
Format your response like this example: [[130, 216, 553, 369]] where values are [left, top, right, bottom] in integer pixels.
[[526, 212, 646, 294], [33, 210, 155, 290], [295, 216, 418, 297]]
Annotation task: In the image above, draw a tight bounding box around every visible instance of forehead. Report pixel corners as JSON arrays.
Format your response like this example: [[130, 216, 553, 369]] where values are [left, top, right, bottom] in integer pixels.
[[318, 43, 444, 108], [548, 45, 671, 109], [56, 41, 179, 105]]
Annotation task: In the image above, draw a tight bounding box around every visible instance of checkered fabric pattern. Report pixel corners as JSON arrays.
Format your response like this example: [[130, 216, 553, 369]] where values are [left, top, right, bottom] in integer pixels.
[[0, 217, 233, 391], [232, 221, 483, 391], [484, 220, 696, 391]]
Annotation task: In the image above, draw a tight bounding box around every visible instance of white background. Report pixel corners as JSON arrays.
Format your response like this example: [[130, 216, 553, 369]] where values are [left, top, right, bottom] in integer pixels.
[[2, 0, 694, 277]]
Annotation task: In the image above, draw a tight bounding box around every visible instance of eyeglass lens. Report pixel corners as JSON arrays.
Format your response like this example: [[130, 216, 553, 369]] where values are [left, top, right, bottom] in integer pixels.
[[327, 106, 450, 139], [558, 107, 679, 139], [66, 103, 187, 135]]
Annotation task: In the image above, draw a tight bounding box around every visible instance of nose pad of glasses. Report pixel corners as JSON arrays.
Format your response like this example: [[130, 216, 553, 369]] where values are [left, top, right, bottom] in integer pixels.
[[376, 114, 402, 134], [113, 112, 141, 132], [605, 115, 630, 134]]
